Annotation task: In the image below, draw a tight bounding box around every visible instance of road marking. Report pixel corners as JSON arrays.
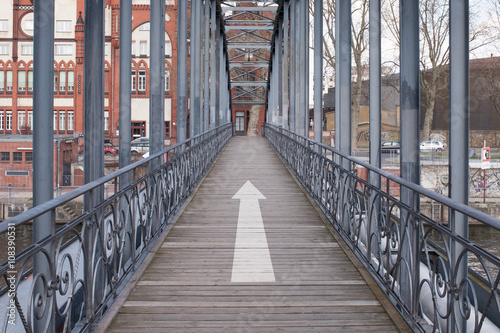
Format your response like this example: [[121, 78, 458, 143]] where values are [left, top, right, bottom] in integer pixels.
[[231, 181, 275, 283]]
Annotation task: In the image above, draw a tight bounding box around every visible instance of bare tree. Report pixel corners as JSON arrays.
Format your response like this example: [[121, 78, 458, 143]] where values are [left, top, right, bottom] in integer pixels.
[[310, 0, 369, 149], [382, 0, 498, 141]]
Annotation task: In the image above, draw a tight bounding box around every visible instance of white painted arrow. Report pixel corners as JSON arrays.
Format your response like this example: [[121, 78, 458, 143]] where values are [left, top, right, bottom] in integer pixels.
[[231, 181, 275, 283]]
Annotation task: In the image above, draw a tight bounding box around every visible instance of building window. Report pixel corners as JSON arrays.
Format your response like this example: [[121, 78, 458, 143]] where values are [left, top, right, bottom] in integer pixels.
[[54, 72, 58, 92], [53, 111, 57, 130], [0, 44, 9, 55], [27, 111, 33, 129], [131, 70, 136, 91], [6, 111, 11, 130], [13, 152, 22, 162], [18, 70, 26, 93], [131, 41, 136, 57], [25, 152, 32, 162], [138, 70, 146, 92], [56, 20, 72, 32], [165, 41, 172, 57], [18, 111, 25, 130], [0, 70, 4, 93], [21, 44, 33, 55], [0, 20, 8, 32], [24, 20, 34, 31], [140, 41, 147, 56], [105, 44, 109, 56], [59, 71, 66, 92], [104, 111, 109, 131], [131, 121, 146, 138], [55, 44, 73, 55], [59, 111, 65, 131], [28, 71, 33, 93], [1, 152, 9, 162], [67, 71, 74, 92], [0, 111, 3, 130], [165, 70, 170, 92], [6, 71, 12, 92], [139, 22, 150, 31], [67, 111, 73, 131], [165, 121, 170, 138]]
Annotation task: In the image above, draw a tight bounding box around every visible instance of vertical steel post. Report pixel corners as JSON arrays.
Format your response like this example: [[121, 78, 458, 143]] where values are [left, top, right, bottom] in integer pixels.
[[449, 1, 469, 331], [337, 0, 351, 156], [278, 13, 284, 127], [303, 0, 309, 136], [400, 0, 420, 316], [289, 0, 296, 132], [33, 0, 55, 330], [210, 1, 217, 129], [150, 0, 165, 157], [177, 0, 187, 142], [369, 0, 381, 179], [204, 0, 210, 132], [219, 30, 225, 125], [282, 1, 289, 130], [314, 0, 323, 145], [190, 0, 202, 137], [297, 0, 306, 136], [83, 0, 105, 321], [119, 0, 132, 186]]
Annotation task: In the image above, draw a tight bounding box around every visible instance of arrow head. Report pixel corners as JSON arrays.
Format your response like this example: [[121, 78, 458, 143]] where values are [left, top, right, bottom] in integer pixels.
[[232, 180, 266, 200]]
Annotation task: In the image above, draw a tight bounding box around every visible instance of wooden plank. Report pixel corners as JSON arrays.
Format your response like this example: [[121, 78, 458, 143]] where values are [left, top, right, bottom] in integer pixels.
[[104, 137, 403, 332]]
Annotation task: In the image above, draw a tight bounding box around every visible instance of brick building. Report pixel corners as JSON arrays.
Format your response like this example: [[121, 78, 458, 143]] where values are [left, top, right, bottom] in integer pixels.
[[0, 0, 179, 187]]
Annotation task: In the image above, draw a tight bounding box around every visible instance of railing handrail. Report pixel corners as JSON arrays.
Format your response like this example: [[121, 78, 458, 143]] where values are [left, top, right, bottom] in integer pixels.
[[0, 123, 233, 233], [263, 123, 500, 231]]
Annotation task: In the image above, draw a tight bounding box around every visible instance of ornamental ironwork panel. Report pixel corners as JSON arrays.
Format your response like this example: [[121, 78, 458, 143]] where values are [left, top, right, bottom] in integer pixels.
[[0, 124, 233, 332], [263, 123, 500, 332]]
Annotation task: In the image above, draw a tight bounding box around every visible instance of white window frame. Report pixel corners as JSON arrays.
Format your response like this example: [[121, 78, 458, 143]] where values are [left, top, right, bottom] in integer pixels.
[[131, 41, 136, 56], [17, 111, 25, 130], [6, 111, 12, 130], [27, 71, 33, 92], [0, 44, 9, 55], [0, 111, 3, 130], [24, 20, 34, 31], [21, 44, 33, 55], [56, 20, 72, 32], [104, 111, 109, 131], [138, 70, 146, 92], [131, 70, 136, 91], [55, 44, 73, 55], [59, 111, 65, 130], [53, 111, 57, 130], [165, 70, 170, 92], [67, 71, 74, 92], [0, 20, 8, 32], [54, 72, 58, 92], [139, 41, 147, 56], [0, 70, 4, 92], [27, 111, 33, 128], [18, 70, 26, 92], [6, 71, 12, 92], [67, 111, 73, 131], [139, 22, 150, 31], [165, 41, 172, 57], [59, 71, 66, 92]]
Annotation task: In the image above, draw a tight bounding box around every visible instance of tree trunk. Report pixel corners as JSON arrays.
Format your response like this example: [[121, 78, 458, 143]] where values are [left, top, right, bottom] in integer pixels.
[[247, 105, 261, 136]]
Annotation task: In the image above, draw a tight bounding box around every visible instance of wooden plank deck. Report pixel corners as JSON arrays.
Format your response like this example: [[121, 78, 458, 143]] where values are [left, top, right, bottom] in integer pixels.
[[102, 136, 407, 332]]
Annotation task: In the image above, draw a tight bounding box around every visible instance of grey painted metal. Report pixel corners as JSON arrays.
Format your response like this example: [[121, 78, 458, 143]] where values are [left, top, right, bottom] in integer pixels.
[[83, 0, 105, 324], [282, 1, 289, 130], [278, 13, 283, 127], [215, 23, 221, 128], [303, 0, 309, 135], [263, 123, 500, 332], [190, 0, 202, 137], [288, 0, 295, 132], [219, 34, 225, 125], [313, 0, 323, 146], [150, 0, 165, 156], [33, 0, 55, 331], [1, 124, 234, 332], [210, 1, 217, 129], [296, 1, 303, 134], [204, 0, 210, 132], [119, 0, 132, 187], [177, 0, 187, 142], [449, 1, 469, 331], [369, 0, 381, 185], [337, 0, 351, 156], [399, 0, 420, 319]]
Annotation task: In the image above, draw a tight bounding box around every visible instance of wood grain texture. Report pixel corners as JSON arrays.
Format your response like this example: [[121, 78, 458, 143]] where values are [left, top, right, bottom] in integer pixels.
[[105, 137, 403, 332]]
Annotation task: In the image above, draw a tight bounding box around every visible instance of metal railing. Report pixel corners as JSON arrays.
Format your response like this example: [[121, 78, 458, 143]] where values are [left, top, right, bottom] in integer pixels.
[[263, 123, 500, 332], [0, 123, 233, 332]]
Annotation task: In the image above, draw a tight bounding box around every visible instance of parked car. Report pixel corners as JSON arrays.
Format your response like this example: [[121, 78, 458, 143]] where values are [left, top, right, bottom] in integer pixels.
[[381, 141, 400, 153], [419, 141, 445, 151], [131, 137, 149, 154], [78, 145, 118, 154]]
